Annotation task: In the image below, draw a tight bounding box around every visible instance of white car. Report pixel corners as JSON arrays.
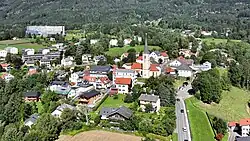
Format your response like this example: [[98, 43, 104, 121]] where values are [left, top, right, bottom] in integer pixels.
[[182, 127, 187, 132]]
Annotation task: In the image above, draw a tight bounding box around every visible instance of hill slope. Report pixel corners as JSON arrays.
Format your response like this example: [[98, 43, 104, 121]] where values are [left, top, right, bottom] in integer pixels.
[[0, 0, 250, 28]]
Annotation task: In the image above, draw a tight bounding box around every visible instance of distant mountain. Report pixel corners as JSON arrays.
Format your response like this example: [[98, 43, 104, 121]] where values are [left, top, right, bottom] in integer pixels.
[[0, 0, 250, 28]]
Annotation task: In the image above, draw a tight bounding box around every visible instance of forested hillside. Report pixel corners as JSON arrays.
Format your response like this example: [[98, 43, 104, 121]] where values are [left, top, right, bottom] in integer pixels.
[[0, 0, 250, 29]]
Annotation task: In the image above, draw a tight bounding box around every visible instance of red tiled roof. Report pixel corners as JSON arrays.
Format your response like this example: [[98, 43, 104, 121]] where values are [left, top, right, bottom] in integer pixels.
[[160, 52, 168, 57], [115, 78, 131, 85], [150, 64, 160, 71], [83, 76, 96, 82], [100, 77, 111, 84], [131, 63, 142, 69], [136, 56, 143, 60], [240, 118, 250, 126], [0, 64, 9, 68], [166, 67, 175, 73], [228, 121, 238, 127]]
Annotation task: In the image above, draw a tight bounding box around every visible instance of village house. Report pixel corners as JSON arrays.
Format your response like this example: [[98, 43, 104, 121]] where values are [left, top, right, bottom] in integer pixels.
[[78, 89, 102, 105], [139, 94, 161, 112], [179, 49, 196, 58], [25, 60, 35, 67], [89, 66, 111, 77], [5, 47, 18, 54], [49, 81, 71, 96], [39, 48, 50, 55], [228, 118, 250, 137], [0, 63, 11, 70], [190, 61, 212, 72], [23, 91, 41, 102], [83, 75, 111, 89], [28, 67, 38, 75], [40, 58, 51, 68], [61, 56, 74, 67], [82, 54, 92, 64], [113, 69, 137, 83], [115, 78, 132, 94], [100, 106, 133, 120], [51, 43, 64, 49], [136, 56, 143, 64], [90, 39, 99, 45], [93, 55, 107, 65], [168, 57, 194, 78], [24, 113, 39, 127], [109, 39, 118, 47], [123, 38, 132, 46], [22, 48, 35, 55], [131, 63, 142, 76], [0, 50, 7, 58], [51, 104, 76, 118]]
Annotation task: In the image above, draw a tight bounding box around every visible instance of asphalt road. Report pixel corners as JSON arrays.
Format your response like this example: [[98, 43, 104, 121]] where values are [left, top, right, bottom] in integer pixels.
[[176, 84, 192, 141]]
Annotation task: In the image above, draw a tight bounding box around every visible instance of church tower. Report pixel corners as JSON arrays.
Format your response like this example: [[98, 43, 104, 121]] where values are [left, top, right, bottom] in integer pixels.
[[142, 33, 150, 78]]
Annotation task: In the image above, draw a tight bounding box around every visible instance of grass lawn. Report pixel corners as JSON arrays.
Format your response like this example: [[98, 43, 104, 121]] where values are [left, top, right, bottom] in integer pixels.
[[201, 38, 241, 45], [193, 87, 250, 121], [105, 45, 161, 57], [0, 39, 44, 51], [172, 133, 178, 141], [185, 98, 215, 141], [97, 94, 132, 110], [65, 33, 85, 40], [222, 133, 228, 141], [174, 79, 185, 89]]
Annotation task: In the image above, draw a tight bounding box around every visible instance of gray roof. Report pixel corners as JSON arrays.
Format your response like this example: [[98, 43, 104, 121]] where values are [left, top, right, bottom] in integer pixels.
[[90, 66, 111, 72], [100, 106, 133, 119], [236, 137, 250, 141], [139, 94, 159, 103], [116, 69, 135, 73], [176, 64, 192, 71], [94, 55, 106, 61], [24, 91, 41, 97], [24, 113, 39, 124], [40, 58, 50, 62], [56, 104, 76, 112], [25, 60, 35, 64]]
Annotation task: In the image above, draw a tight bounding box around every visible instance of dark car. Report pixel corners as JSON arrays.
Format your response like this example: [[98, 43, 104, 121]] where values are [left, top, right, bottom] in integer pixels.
[[180, 109, 184, 113], [183, 82, 188, 86], [176, 98, 180, 101]]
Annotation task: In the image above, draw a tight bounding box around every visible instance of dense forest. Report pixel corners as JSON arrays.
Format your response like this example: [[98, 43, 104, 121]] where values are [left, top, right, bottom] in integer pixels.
[[0, 0, 250, 34]]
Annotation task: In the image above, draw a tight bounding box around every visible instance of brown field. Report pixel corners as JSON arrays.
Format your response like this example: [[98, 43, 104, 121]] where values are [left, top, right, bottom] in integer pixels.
[[57, 130, 142, 141]]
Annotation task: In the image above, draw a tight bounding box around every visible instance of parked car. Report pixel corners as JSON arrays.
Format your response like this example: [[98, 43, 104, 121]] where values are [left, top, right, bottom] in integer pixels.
[[176, 98, 180, 101]]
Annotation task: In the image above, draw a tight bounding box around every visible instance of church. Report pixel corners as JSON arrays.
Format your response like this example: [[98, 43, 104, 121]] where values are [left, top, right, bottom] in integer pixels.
[[141, 33, 162, 78]]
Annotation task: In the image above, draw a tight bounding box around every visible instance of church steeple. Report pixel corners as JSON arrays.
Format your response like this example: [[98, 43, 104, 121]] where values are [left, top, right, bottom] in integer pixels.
[[144, 33, 149, 54]]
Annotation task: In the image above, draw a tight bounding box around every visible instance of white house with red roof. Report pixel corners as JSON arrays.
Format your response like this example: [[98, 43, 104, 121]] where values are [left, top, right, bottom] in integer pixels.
[[228, 118, 250, 137], [115, 78, 132, 94], [149, 51, 169, 63], [131, 63, 142, 76], [149, 64, 161, 77], [0, 63, 10, 70], [83, 75, 111, 89], [136, 56, 143, 64]]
